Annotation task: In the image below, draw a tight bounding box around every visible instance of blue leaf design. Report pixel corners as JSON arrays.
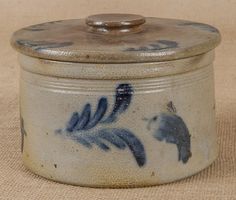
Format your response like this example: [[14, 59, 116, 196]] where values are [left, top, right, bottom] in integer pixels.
[[73, 135, 92, 148], [65, 84, 133, 132], [16, 39, 73, 51], [178, 22, 219, 33], [73, 103, 91, 131], [102, 83, 133, 123], [23, 21, 63, 31], [66, 112, 79, 132], [84, 97, 108, 130], [60, 128, 146, 167], [125, 40, 178, 52], [56, 83, 146, 167], [82, 134, 110, 151], [113, 129, 146, 167], [97, 130, 126, 149]]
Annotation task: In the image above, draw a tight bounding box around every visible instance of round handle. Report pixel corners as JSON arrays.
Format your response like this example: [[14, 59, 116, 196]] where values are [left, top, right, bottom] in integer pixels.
[[86, 13, 146, 35]]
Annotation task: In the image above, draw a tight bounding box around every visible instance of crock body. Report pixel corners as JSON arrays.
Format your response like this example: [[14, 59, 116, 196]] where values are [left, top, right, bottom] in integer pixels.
[[19, 51, 217, 187]]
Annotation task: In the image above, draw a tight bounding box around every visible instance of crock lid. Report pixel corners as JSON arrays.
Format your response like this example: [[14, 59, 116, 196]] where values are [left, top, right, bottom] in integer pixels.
[[11, 13, 221, 63]]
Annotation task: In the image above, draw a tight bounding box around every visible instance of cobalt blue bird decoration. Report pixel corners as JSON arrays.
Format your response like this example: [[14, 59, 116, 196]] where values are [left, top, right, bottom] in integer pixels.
[[147, 101, 192, 164], [56, 83, 146, 167]]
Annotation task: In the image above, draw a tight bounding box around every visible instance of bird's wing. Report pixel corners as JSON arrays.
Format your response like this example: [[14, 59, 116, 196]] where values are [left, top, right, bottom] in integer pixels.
[[154, 113, 192, 163]]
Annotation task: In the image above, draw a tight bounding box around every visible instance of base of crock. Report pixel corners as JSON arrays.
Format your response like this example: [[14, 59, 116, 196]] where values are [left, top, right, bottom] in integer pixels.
[[22, 153, 218, 188]]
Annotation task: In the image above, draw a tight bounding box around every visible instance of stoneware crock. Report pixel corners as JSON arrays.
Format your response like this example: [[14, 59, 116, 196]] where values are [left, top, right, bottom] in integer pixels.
[[11, 13, 221, 188]]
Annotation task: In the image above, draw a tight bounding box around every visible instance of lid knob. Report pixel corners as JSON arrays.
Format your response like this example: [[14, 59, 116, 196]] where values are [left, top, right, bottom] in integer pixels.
[[86, 13, 146, 35]]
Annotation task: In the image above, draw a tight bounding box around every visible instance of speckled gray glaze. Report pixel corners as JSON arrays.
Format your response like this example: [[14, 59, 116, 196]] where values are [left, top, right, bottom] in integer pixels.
[[11, 16, 220, 63], [13, 14, 220, 188]]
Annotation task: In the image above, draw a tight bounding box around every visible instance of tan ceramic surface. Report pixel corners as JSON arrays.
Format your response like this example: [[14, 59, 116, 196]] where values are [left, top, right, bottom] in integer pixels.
[[0, 0, 236, 199]]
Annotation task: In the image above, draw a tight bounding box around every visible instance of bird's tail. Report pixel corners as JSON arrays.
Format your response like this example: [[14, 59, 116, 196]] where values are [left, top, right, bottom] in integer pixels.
[[177, 144, 192, 164]]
